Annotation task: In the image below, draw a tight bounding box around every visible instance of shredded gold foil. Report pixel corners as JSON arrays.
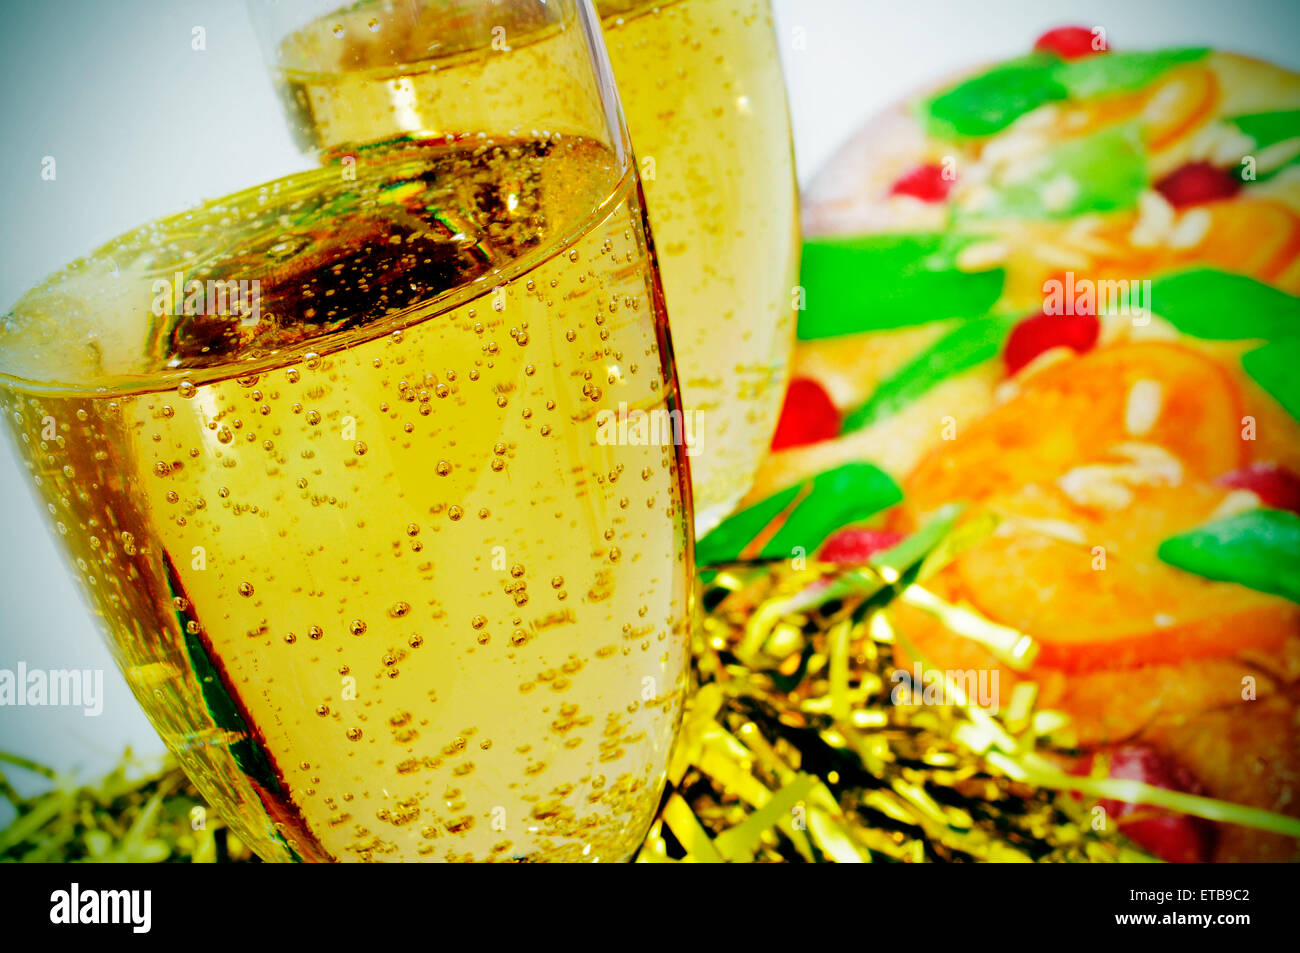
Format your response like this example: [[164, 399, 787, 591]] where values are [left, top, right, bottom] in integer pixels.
[[640, 509, 1300, 863], [637, 555, 1154, 863]]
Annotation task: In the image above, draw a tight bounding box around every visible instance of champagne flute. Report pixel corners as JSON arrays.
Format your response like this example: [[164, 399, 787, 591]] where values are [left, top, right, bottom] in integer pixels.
[[595, 0, 801, 533], [0, 0, 691, 862]]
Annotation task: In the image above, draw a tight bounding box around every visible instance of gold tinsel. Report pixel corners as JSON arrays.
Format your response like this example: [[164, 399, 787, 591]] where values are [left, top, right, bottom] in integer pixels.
[[636, 558, 1138, 863], [636, 508, 1300, 862]]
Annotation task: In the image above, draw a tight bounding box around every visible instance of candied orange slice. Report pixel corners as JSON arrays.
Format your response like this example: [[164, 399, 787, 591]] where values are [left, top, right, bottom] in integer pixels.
[[1086, 200, 1300, 288], [1195, 200, 1300, 283], [954, 482, 1297, 671], [902, 341, 1245, 517], [1038, 65, 1217, 153], [1141, 65, 1219, 151]]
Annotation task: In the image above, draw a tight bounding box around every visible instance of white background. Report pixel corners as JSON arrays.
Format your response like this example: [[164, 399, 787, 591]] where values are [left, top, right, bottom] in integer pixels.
[[1, 0, 1297, 799]]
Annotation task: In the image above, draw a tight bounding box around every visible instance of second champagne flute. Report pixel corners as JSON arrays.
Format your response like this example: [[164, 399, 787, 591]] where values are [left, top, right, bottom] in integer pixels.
[[596, 0, 801, 533]]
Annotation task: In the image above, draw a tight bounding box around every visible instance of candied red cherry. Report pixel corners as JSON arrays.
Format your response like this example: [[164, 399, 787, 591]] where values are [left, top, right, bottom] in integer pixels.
[[1216, 463, 1300, 514], [819, 528, 906, 564], [889, 163, 955, 203], [771, 377, 841, 450], [1003, 310, 1099, 375], [1154, 161, 1241, 208], [1034, 26, 1107, 59], [1120, 814, 1216, 864], [1080, 745, 1217, 863]]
